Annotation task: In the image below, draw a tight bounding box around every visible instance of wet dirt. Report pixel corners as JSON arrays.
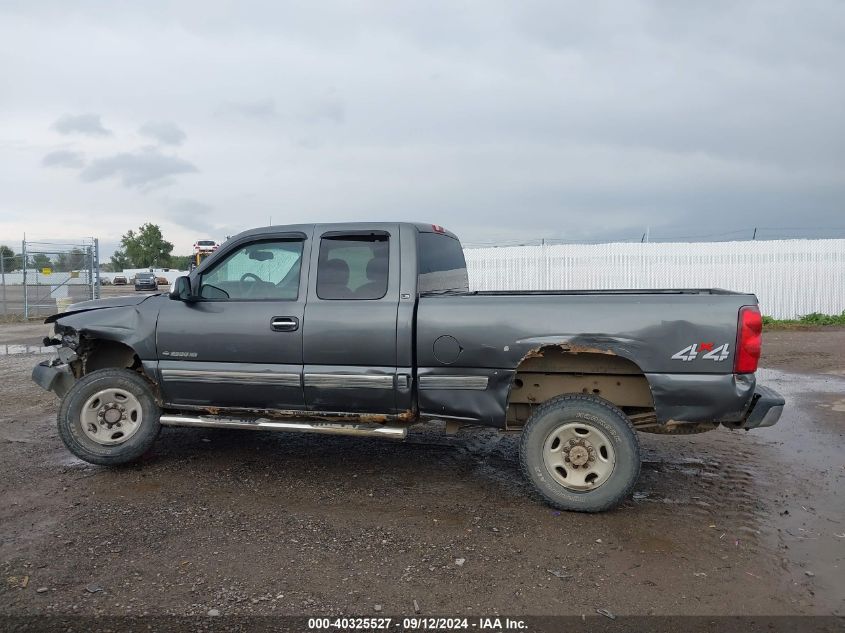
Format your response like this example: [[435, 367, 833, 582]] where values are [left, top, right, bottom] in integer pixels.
[[761, 327, 845, 375], [0, 324, 842, 617]]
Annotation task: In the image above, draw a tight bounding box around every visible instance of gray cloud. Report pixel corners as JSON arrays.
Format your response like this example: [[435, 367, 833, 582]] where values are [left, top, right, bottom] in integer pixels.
[[302, 94, 345, 125], [139, 120, 187, 145], [219, 98, 277, 119], [42, 149, 85, 168], [166, 198, 216, 233], [2, 1, 844, 248], [79, 148, 197, 189], [52, 113, 111, 137], [164, 198, 239, 241]]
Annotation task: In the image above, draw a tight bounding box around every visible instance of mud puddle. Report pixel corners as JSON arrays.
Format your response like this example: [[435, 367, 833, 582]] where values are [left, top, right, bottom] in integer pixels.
[[753, 368, 845, 613]]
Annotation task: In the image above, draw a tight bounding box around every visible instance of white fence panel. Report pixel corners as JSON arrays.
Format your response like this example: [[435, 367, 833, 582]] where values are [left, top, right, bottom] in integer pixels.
[[464, 239, 845, 319]]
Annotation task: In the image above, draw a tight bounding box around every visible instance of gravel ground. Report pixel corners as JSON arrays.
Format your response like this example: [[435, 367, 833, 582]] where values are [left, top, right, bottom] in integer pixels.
[[0, 324, 843, 618]]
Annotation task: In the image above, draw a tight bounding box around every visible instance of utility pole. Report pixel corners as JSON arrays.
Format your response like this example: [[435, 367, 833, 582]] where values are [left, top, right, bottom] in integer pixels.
[[0, 246, 6, 316], [93, 238, 100, 299], [22, 236, 27, 319]]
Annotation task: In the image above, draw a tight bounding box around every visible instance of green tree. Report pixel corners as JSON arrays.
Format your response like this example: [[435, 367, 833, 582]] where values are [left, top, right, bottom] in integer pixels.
[[31, 253, 52, 270], [0, 245, 20, 271], [54, 248, 87, 272], [120, 223, 174, 268], [167, 254, 194, 271], [109, 250, 129, 272]]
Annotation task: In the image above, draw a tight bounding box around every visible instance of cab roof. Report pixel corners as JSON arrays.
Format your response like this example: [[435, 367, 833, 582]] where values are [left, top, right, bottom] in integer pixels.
[[229, 222, 459, 243]]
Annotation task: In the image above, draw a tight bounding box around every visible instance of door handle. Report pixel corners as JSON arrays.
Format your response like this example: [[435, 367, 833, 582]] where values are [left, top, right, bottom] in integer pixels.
[[271, 316, 299, 332]]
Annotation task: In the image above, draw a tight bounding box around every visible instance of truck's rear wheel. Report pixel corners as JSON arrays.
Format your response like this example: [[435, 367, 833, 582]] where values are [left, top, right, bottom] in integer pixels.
[[57, 368, 161, 465], [519, 394, 640, 512]]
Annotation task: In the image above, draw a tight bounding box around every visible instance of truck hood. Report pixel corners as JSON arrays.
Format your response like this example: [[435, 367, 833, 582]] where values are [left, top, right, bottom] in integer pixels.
[[44, 294, 158, 323]]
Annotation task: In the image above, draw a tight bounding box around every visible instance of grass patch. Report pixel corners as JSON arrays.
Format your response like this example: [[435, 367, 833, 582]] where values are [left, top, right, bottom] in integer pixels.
[[763, 311, 845, 330]]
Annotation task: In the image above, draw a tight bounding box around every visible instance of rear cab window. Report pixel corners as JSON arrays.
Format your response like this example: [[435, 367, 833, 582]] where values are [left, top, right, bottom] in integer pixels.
[[417, 231, 469, 294], [317, 233, 389, 300]]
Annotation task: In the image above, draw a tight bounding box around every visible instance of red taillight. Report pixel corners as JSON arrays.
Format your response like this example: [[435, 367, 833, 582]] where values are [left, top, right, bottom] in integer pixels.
[[735, 305, 762, 374]]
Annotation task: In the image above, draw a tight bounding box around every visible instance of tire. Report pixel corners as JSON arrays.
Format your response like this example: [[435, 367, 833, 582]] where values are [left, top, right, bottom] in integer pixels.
[[57, 368, 161, 466], [519, 394, 640, 513]]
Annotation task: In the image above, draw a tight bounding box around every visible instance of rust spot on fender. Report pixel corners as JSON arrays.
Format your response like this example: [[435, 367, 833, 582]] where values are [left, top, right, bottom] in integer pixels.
[[523, 348, 546, 360], [561, 343, 616, 355], [518, 342, 617, 366]]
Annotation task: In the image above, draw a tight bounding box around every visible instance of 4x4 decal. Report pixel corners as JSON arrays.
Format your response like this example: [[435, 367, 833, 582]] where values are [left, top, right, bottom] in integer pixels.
[[671, 342, 731, 362]]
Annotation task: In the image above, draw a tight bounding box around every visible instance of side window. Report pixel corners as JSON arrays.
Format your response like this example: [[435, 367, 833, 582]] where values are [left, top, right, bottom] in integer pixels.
[[317, 234, 389, 300], [200, 239, 304, 300]]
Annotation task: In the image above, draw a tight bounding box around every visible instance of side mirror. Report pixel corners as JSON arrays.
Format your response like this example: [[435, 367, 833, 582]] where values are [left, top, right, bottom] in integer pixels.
[[169, 276, 195, 302]]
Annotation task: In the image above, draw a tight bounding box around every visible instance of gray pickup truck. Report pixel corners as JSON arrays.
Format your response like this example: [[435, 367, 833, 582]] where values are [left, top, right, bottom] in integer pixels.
[[32, 222, 784, 512]]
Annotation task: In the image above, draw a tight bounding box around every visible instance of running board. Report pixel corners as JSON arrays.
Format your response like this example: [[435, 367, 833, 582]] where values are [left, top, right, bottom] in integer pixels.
[[158, 414, 408, 440]]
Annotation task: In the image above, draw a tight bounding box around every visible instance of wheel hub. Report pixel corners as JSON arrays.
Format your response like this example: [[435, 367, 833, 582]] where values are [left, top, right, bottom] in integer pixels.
[[81, 387, 143, 446], [543, 422, 616, 491], [102, 405, 122, 425], [568, 444, 590, 466]]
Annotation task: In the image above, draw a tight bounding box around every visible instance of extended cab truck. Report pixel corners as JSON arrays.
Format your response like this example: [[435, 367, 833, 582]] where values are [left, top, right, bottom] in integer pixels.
[[32, 223, 785, 512]]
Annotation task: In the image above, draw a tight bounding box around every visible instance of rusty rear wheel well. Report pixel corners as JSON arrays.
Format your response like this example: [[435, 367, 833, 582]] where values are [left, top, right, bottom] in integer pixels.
[[505, 346, 655, 429]]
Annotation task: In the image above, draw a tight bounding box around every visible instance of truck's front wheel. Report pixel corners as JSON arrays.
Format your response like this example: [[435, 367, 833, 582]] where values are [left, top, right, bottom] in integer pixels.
[[519, 394, 640, 512], [57, 368, 161, 465]]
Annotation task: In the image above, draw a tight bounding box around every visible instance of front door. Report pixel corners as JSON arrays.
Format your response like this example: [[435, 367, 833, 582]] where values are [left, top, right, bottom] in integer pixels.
[[156, 233, 310, 411], [302, 227, 400, 413]]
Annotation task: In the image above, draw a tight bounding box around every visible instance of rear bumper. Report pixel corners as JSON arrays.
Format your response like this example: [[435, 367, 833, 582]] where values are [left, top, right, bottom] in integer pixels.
[[32, 360, 74, 397], [737, 385, 785, 429], [646, 373, 784, 430]]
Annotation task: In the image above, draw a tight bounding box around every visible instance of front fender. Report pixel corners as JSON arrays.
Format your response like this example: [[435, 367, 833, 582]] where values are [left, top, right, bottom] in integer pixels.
[[50, 300, 162, 361]]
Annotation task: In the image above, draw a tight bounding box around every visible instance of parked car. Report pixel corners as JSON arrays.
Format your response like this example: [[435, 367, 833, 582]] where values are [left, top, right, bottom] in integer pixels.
[[133, 272, 158, 292], [98, 277, 112, 286], [32, 222, 784, 512], [112, 274, 127, 285], [193, 239, 218, 254], [156, 276, 168, 286]]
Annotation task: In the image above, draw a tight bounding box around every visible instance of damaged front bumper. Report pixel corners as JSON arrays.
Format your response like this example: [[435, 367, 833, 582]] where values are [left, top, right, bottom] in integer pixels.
[[737, 385, 785, 430], [32, 360, 75, 398]]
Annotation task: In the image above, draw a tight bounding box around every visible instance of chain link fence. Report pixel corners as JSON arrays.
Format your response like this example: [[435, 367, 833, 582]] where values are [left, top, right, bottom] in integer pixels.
[[0, 238, 100, 318]]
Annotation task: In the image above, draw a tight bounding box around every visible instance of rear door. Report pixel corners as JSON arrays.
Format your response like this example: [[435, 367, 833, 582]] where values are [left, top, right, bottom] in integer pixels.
[[302, 226, 401, 413], [156, 231, 310, 410]]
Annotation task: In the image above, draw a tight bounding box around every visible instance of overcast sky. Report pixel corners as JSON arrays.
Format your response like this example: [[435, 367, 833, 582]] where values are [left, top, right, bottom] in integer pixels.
[[1, 1, 843, 256]]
